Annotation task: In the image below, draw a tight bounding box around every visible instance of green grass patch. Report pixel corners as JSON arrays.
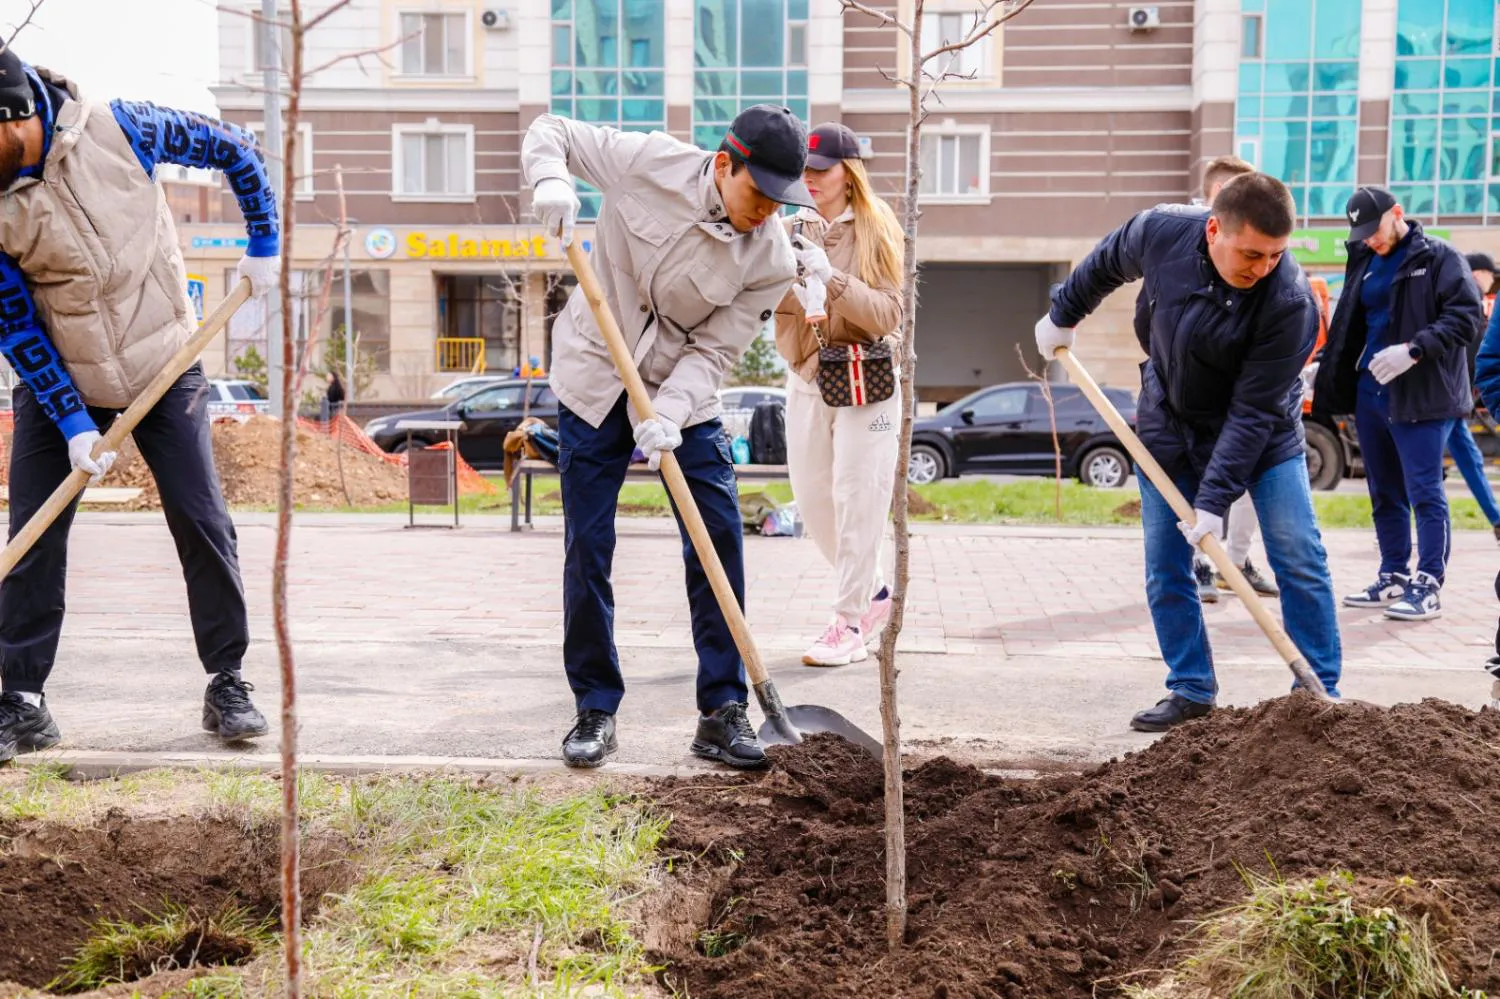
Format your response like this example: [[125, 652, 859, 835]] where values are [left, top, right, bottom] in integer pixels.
[[2, 768, 669, 998], [50, 904, 270, 993], [1125, 868, 1487, 999]]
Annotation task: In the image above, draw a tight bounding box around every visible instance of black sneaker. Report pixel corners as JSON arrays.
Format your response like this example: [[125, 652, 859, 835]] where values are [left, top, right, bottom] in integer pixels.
[[562, 709, 617, 768], [203, 672, 270, 741], [1215, 558, 1280, 597], [1129, 693, 1214, 733], [691, 702, 768, 770], [0, 692, 61, 762], [1194, 557, 1219, 603]]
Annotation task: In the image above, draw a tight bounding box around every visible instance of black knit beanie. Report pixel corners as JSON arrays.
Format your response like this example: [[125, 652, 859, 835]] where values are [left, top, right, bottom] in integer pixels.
[[0, 48, 36, 123]]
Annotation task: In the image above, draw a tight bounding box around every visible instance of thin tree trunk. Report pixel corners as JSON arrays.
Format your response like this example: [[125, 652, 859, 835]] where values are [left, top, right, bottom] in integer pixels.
[[277, 3, 304, 994], [334, 165, 352, 508], [875, 0, 926, 953]]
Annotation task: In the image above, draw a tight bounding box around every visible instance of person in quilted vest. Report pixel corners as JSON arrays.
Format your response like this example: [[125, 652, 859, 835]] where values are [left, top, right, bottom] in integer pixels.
[[0, 48, 280, 760], [773, 122, 905, 668]]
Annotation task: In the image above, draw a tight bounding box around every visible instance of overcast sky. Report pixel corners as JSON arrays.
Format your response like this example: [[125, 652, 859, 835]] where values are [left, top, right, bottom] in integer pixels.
[[1, 0, 219, 112]]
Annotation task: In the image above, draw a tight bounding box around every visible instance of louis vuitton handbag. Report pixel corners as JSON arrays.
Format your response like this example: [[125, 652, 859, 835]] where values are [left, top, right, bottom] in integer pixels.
[[812, 323, 897, 408]]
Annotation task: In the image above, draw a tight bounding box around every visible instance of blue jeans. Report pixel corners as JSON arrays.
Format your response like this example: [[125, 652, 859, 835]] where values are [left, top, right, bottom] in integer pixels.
[[1139, 454, 1342, 704], [1355, 371, 1451, 581], [1447, 418, 1500, 526], [558, 395, 748, 716]]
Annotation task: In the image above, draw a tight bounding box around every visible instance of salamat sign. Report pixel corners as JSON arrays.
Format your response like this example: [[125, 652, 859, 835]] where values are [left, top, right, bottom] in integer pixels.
[[403, 231, 551, 259], [1288, 226, 1450, 267]]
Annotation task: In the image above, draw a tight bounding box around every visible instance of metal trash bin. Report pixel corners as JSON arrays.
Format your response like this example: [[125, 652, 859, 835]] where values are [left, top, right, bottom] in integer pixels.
[[398, 419, 464, 528]]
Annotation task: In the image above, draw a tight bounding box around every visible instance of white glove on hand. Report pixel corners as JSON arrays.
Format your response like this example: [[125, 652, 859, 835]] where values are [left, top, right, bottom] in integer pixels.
[[792, 277, 828, 323], [634, 417, 682, 473], [533, 177, 581, 247], [790, 236, 833, 283], [67, 430, 116, 484], [1369, 344, 1418, 385], [1034, 314, 1076, 359], [235, 254, 279, 298], [1178, 508, 1224, 547], [1300, 362, 1319, 403]]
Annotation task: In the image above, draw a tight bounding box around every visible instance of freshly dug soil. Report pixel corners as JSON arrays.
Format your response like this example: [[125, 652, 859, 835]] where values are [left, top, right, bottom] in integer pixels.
[[651, 694, 1500, 998], [0, 417, 409, 509], [0, 811, 354, 990]]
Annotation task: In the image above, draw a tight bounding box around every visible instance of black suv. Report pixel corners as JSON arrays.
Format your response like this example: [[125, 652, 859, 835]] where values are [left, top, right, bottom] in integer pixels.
[[908, 381, 1137, 488]]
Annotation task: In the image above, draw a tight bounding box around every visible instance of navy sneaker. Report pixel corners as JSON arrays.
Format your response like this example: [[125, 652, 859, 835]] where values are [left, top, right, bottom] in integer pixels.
[[1343, 571, 1409, 608], [1385, 571, 1441, 622]]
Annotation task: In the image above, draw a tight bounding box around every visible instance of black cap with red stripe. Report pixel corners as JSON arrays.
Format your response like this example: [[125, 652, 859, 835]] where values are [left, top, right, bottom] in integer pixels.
[[723, 104, 817, 209]]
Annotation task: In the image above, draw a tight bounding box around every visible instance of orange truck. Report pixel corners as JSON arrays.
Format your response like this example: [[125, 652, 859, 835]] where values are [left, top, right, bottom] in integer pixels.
[[1300, 276, 1361, 489]]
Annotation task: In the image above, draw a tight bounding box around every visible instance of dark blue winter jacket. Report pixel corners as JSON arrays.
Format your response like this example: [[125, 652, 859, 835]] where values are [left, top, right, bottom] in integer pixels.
[[1473, 304, 1500, 416], [1050, 204, 1319, 517], [1312, 221, 1482, 422]]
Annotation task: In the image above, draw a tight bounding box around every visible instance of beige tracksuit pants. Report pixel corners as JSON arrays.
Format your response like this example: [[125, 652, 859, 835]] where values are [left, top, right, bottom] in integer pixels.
[[785, 371, 903, 623]]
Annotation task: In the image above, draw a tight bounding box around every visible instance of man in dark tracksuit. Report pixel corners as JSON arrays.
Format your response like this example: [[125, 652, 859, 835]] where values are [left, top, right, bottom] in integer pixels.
[[1312, 187, 1484, 622], [1036, 172, 1342, 731], [0, 50, 280, 759]]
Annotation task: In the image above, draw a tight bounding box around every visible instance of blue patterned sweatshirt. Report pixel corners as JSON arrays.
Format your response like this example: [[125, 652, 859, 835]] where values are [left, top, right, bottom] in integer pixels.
[[1, 66, 280, 440]]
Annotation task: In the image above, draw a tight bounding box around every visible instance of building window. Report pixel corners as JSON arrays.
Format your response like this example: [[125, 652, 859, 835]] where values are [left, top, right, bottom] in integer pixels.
[[1237, 137, 1261, 167], [223, 268, 391, 375], [251, 8, 292, 73], [392, 124, 474, 201], [1390, 0, 1499, 218], [399, 11, 469, 77], [920, 11, 988, 79], [248, 122, 314, 199], [1241, 13, 1263, 59], [918, 128, 989, 202], [437, 275, 523, 373], [1234, 0, 1361, 220], [691, 0, 811, 153], [551, 1, 667, 219]]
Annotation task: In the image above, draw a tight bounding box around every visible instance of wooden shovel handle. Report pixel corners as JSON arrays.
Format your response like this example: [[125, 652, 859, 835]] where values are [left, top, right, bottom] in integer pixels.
[[0, 279, 253, 582], [566, 242, 771, 687], [1053, 346, 1331, 699]]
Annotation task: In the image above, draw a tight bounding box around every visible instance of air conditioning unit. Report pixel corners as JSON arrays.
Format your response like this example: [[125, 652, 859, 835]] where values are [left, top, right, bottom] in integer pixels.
[[480, 9, 512, 31], [1127, 6, 1160, 31]]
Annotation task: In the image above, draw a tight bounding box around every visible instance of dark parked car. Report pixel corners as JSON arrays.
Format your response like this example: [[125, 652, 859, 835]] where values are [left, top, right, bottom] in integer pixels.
[[363, 379, 559, 470], [907, 381, 1137, 488]]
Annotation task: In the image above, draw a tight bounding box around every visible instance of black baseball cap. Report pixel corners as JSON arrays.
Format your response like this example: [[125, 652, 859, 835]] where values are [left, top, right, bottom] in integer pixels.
[[723, 104, 816, 209], [805, 122, 863, 170], [1466, 252, 1496, 273], [1344, 186, 1397, 242], [0, 48, 36, 123]]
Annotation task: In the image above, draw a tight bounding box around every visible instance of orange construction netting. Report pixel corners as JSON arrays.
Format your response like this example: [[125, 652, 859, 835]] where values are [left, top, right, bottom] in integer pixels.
[[297, 412, 498, 495]]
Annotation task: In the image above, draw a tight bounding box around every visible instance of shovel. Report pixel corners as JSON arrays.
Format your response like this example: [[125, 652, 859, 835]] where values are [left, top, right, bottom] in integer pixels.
[[1053, 346, 1336, 703], [0, 278, 252, 582], [565, 242, 881, 758]]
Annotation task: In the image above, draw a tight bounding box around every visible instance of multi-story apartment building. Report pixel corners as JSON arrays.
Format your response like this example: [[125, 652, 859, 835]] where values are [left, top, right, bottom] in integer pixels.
[[192, 0, 1500, 402]]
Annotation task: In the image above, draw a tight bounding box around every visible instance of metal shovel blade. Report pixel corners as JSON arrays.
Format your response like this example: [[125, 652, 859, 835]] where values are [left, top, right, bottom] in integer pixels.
[[759, 704, 882, 759]]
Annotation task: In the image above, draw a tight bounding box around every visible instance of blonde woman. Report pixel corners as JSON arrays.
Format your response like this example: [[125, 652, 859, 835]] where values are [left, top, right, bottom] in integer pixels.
[[776, 122, 905, 667]]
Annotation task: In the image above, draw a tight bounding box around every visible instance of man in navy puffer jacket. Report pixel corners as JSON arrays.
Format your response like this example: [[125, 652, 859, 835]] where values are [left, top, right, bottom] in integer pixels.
[[1035, 173, 1341, 732]]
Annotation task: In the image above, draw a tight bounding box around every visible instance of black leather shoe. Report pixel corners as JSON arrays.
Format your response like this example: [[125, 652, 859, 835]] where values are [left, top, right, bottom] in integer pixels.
[[691, 702, 768, 770], [0, 692, 61, 763], [1130, 693, 1214, 733], [563, 710, 617, 768], [203, 672, 270, 741]]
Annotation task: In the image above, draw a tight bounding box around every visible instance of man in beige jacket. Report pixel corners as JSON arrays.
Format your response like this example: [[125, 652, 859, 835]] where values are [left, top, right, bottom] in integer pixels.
[[522, 104, 811, 770]]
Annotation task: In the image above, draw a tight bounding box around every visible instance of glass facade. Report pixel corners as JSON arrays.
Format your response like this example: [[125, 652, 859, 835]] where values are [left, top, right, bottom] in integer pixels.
[[1235, 0, 1362, 220], [1389, 0, 1498, 217], [692, 0, 809, 151], [550, 0, 667, 218]]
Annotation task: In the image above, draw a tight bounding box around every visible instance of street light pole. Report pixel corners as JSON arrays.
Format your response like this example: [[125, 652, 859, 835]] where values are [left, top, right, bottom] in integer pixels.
[[260, 0, 284, 417]]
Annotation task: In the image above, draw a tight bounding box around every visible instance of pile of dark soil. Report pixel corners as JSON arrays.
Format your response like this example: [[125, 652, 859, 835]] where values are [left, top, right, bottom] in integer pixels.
[[0, 811, 353, 990], [651, 694, 1500, 998]]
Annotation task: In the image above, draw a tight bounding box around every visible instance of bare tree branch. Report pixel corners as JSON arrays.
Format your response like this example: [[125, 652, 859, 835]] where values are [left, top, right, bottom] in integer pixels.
[[3, 0, 45, 47], [840, 0, 914, 37], [1016, 344, 1063, 520], [302, 29, 413, 80], [303, 0, 353, 33]]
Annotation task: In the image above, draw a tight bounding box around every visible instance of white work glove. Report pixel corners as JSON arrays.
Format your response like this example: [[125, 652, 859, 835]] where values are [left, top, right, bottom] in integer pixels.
[[533, 177, 581, 247], [1178, 508, 1224, 547], [634, 417, 682, 473], [1034, 314, 1076, 359], [1369, 344, 1418, 385], [235, 254, 279, 298], [67, 430, 116, 484], [1300, 362, 1319, 402], [790, 236, 833, 283], [793, 276, 828, 323]]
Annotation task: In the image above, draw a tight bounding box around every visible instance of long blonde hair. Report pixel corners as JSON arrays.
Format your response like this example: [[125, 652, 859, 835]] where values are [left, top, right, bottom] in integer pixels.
[[843, 157, 905, 291]]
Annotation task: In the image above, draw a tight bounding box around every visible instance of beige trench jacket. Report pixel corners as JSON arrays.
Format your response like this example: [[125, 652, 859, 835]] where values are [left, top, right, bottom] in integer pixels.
[[521, 114, 798, 430]]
